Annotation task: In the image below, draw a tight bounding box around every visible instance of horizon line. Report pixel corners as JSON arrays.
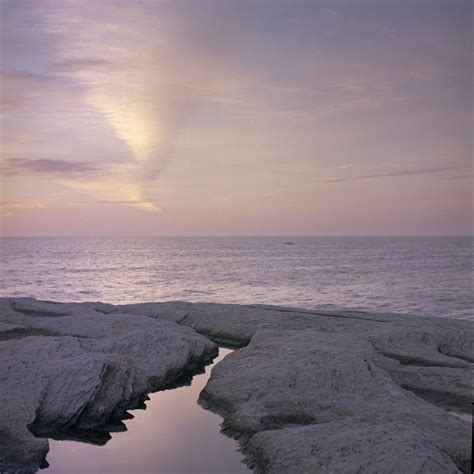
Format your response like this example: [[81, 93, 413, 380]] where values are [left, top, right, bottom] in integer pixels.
[[0, 235, 472, 239]]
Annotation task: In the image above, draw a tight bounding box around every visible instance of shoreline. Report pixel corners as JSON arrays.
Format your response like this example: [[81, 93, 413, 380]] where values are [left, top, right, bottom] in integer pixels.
[[1, 297, 472, 473]]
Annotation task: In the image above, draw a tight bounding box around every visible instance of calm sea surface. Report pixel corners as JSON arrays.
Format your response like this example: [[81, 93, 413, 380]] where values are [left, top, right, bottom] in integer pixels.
[[1, 236, 472, 320]]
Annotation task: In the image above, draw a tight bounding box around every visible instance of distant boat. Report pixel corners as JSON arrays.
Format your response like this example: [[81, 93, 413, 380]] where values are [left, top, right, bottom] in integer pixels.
[[284, 241, 295, 245]]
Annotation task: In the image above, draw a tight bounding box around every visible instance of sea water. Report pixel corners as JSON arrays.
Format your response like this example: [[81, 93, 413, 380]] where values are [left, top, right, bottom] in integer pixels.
[[1, 236, 472, 320]]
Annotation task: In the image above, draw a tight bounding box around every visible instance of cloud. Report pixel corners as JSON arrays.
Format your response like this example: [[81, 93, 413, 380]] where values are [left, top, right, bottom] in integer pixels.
[[336, 164, 366, 170], [321, 165, 463, 183], [33, 1, 249, 207], [71, 198, 164, 209], [0, 200, 46, 209], [0, 200, 46, 218], [437, 174, 474, 181], [51, 57, 113, 72], [0, 158, 99, 177], [56, 164, 163, 212], [0, 70, 84, 112]]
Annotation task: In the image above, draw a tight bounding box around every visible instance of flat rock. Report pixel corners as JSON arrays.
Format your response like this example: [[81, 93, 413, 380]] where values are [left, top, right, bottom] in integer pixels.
[[200, 329, 471, 473], [247, 420, 462, 473], [113, 301, 472, 473], [1, 298, 472, 473]]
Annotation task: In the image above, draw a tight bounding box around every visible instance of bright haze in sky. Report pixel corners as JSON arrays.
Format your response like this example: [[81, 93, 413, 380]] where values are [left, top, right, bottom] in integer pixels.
[[0, 0, 472, 236]]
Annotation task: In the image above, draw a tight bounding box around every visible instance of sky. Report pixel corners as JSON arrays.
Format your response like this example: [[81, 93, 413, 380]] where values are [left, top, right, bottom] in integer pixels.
[[0, 0, 472, 236]]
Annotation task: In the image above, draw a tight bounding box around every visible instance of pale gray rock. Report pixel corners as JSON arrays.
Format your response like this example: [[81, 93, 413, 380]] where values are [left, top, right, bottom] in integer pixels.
[[1, 336, 148, 473], [247, 421, 463, 473], [111, 301, 407, 345], [201, 330, 471, 473], [1, 297, 472, 473], [199, 323, 472, 473], [0, 298, 216, 473], [106, 300, 474, 472]]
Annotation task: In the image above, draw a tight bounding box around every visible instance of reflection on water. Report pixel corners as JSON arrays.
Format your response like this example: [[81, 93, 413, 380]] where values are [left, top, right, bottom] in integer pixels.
[[44, 348, 248, 473]]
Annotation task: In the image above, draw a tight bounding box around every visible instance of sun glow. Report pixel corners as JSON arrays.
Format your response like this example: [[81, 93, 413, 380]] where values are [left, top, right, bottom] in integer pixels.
[[93, 96, 160, 163]]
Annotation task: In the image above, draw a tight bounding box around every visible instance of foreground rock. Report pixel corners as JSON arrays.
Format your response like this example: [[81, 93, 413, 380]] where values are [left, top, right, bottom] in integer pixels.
[[0, 298, 217, 473], [111, 301, 473, 473], [201, 329, 470, 473], [1, 298, 472, 473]]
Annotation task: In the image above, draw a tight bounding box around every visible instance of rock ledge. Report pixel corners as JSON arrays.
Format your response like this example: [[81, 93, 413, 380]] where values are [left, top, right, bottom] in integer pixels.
[[1, 298, 472, 473]]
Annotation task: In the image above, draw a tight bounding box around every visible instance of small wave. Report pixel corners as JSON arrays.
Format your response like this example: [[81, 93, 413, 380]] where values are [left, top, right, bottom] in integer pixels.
[[181, 289, 214, 295]]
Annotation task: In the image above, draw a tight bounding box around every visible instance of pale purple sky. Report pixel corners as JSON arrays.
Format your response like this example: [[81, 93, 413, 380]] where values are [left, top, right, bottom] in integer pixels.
[[0, 0, 472, 236]]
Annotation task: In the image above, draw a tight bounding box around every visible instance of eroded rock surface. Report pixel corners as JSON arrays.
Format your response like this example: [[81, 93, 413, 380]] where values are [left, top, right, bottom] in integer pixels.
[[0, 298, 216, 473], [111, 301, 472, 473], [1, 298, 472, 473], [200, 329, 471, 473]]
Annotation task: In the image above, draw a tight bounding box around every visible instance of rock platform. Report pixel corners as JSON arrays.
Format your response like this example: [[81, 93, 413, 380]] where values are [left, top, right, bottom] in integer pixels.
[[0, 298, 472, 473]]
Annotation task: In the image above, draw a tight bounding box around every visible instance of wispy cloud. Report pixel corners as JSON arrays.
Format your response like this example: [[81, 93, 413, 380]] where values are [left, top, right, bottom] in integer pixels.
[[0, 200, 46, 218], [70, 198, 164, 209], [321, 165, 463, 183], [0, 158, 98, 177], [51, 57, 113, 72], [336, 164, 366, 170], [0, 1, 470, 235], [437, 174, 474, 181], [32, 1, 250, 208], [0, 200, 46, 209], [0, 70, 84, 112]]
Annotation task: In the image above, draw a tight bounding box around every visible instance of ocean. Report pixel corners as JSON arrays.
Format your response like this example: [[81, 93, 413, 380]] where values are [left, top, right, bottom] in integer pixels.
[[1, 236, 472, 320]]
